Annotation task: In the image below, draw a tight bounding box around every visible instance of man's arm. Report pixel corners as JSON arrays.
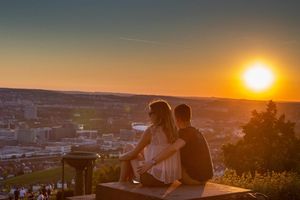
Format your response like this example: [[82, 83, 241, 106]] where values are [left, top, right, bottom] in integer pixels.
[[152, 138, 186, 164], [137, 138, 186, 174]]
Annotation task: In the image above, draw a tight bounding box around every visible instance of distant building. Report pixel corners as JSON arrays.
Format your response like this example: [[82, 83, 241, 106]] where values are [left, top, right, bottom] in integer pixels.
[[33, 127, 52, 143], [120, 129, 135, 141], [0, 129, 17, 146], [17, 129, 36, 144], [24, 104, 37, 120], [50, 123, 76, 141], [0, 146, 42, 159], [131, 123, 148, 132], [61, 138, 97, 146], [97, 138, 104, 145], [101, 140, 122, 151], [102, 133, 114, 141], [23, 166, 32, 174], [45, 145, 71, 154], [0, 129, 17, 140], [76, 130, 98, 139], [131, 122, 148, 141], [16, 127, 52, 144]]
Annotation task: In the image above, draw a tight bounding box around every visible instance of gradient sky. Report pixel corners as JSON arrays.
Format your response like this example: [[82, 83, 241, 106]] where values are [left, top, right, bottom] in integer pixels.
[[0, 1, 300, 101]]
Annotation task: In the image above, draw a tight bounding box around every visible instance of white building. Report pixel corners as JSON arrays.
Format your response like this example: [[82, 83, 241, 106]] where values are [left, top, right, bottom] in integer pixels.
[[0, 129, 17, 140], [33, 127, 52, 143], [120, 129, 135, 141], [76, 130, 98, 139], [45, 145, 71, 154], [102, 133, 114, 141], [131, 123, 148, 132], [0, 146, 42, 160]]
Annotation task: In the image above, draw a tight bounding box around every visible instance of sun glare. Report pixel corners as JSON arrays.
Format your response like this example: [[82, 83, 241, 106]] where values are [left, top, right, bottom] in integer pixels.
[[243, 63, 275, 92]]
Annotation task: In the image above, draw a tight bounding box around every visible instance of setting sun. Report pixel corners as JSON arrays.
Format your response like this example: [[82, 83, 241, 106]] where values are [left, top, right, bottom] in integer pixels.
[[243, 63, 275, 92]]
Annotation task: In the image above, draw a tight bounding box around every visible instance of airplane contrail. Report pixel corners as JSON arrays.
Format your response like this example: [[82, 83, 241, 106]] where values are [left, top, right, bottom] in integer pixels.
[[119, 36, 192, 50], [119, 37, 164, 45]]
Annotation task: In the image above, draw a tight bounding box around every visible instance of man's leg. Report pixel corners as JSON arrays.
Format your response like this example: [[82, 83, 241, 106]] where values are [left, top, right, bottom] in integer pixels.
[[140, 173, 169, 187], [181, 168, 201, 185]]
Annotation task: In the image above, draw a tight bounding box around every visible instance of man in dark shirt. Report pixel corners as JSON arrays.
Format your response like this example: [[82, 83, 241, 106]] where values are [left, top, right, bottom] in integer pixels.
[[137, 104, 213, 184], [178, 126, 213, 182]]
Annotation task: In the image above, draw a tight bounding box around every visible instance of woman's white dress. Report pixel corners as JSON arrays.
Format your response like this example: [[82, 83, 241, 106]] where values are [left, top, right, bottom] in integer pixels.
[[143, 126, 182, 184]]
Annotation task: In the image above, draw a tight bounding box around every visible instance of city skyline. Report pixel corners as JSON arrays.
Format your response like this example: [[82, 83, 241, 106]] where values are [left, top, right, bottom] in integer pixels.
[[1, 1, 300, 101]]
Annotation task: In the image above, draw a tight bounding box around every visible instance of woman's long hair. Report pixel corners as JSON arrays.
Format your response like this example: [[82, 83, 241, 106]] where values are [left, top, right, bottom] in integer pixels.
[[149, 100, 178, 143]]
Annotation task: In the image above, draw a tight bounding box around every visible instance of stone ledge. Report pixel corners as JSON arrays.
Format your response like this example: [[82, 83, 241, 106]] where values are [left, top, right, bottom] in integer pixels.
[[66, 194, 95, 200], [96, 181, 252, 200]]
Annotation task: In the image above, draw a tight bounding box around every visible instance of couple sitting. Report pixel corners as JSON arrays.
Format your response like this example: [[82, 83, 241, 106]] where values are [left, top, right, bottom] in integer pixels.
[[119, 100, 213, 186]]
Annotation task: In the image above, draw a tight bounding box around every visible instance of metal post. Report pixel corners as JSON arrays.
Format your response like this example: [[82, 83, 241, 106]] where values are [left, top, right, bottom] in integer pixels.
[[75, 169, 84, 195], [85, 160, 94, 194]]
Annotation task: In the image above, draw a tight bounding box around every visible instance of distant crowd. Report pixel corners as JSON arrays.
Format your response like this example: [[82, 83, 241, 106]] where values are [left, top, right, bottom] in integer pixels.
[[8, 185, 52, 200]]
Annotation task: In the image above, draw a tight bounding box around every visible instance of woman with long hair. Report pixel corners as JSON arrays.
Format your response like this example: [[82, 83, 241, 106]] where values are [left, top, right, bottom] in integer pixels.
[[119, 100, 181, 186]]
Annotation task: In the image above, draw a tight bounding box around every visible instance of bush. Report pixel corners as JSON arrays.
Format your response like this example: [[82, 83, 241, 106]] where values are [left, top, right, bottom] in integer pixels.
[[213, 169, 300, 200], [92, 164, 120, 192]]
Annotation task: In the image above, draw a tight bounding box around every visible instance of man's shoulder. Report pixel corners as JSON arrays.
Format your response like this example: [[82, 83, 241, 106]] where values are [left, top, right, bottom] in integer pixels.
[[179, 126, 200, 139], [179, 126, 199, 134]]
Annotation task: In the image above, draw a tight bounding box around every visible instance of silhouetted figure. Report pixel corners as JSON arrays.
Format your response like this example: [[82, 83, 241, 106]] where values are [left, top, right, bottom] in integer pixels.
[[8, 187, 15, 200], [41, 186, 48, 200], [47, 188, 51, 197], [13, 187, 20, 200], [27, 189, 34, 200], [19, 187, 26, 200], [37, 190, 44, 200]]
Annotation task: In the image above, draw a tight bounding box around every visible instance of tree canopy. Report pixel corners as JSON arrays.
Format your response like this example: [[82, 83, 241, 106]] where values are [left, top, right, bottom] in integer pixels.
[[223, 101, 300, 174]]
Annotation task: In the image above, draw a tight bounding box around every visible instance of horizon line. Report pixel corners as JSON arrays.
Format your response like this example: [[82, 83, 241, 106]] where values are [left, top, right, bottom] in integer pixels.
[[1, 86, 300, 104]]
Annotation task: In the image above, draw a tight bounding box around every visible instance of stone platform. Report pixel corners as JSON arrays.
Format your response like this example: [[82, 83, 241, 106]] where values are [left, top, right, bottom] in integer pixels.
[[96, 181, 252, 200], [66, 194, 95, 200]]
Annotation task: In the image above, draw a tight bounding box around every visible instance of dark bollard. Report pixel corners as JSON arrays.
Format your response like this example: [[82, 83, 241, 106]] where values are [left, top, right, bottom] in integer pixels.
[[85, 163, 94, 194], [62, 151, 100, 196], [75, 168, 84, 195]]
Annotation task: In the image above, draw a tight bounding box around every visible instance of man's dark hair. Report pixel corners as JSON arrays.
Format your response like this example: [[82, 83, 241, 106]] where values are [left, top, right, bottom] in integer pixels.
[[174, 104, 191, 122]]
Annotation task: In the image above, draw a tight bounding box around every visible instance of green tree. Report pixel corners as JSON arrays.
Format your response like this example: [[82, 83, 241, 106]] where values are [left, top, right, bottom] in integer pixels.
[[223, 101, 300, 174]]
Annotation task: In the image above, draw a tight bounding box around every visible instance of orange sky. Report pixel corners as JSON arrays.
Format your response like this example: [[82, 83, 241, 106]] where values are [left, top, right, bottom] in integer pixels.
[[0, 1, 299, 101], [1, 48, 298, 101]]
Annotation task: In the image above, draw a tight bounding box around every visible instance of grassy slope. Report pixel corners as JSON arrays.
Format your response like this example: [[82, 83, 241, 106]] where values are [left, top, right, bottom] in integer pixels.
[[1, 166, 75, 186], [1, 159, 119, 188]]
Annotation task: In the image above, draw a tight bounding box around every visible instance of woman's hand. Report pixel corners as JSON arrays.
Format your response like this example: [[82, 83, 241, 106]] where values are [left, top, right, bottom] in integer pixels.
[[119, 151, 135, 161], [137, 161, 154, 174]]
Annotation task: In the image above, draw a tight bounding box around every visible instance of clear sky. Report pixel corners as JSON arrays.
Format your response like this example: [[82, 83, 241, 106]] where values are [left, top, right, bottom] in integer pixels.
[[0, 1, 299, 101]]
